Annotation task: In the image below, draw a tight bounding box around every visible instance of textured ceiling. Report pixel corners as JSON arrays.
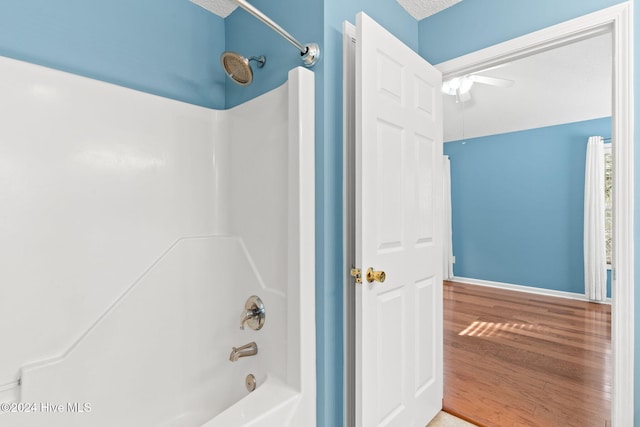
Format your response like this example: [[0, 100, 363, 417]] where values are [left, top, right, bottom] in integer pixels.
[[396, 0, 462, 20], [192, 0, 461, 20], [190, 0, 237, 18]]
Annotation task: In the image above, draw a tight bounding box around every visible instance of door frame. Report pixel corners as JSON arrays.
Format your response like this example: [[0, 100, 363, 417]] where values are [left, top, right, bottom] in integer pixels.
[[343, 20, 357, 427], [434, 3, 634, 425]]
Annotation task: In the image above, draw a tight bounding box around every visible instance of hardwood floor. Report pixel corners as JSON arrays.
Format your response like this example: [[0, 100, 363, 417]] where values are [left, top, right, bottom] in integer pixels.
[[443, 281, 611, 427]]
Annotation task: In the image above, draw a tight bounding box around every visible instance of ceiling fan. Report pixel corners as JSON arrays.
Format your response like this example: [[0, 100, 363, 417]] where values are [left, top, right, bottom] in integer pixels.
[[442, 73, 514, 103]]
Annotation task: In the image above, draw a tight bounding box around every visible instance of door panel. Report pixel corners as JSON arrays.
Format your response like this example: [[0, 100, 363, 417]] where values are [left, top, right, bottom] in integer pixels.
[[415, 278, 437, 393], [353, 12, 443, 427], [376, 121, 405, 251]]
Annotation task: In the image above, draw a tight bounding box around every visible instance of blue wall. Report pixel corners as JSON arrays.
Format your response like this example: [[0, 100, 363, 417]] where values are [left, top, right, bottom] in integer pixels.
[[224, 0, 324, 109], [419, 0, 628, 64], [0, 0, 226, 108], [635, 2, 640, 422], [445, 118, 611, 296]]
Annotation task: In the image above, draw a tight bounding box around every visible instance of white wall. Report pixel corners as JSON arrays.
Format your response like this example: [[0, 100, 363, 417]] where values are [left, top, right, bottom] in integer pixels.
[[0, 54, 319, 427], [0, 55, 224, 397], [0, 57, 315, 427], [17, 236, 285, 427], [228, 87, 289, 297]]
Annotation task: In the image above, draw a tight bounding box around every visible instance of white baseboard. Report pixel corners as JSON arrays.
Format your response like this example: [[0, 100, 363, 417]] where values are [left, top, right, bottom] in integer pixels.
[[450, 276, 612, 304]]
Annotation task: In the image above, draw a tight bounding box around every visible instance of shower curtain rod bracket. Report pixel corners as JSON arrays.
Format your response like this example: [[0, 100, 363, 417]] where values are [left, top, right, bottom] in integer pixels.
[[301, 43, 320, 67]]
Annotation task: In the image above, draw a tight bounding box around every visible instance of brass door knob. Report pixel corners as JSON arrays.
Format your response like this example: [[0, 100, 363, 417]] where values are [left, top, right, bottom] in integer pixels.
[[366, 267, 386, 283]]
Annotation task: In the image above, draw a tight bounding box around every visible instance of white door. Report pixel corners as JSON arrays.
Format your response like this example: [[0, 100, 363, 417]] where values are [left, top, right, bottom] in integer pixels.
[[353, 12, 443, 427]]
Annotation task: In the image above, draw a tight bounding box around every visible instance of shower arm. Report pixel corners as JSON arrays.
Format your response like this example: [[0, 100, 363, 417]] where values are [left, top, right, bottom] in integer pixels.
[[230, 0, 320, 67]]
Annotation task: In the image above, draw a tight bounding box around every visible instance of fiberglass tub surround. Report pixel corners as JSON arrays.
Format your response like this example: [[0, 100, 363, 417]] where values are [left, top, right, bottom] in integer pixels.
[[0, 56, 315, 426]]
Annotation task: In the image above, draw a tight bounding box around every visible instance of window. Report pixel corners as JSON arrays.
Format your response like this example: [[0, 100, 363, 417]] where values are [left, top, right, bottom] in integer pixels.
[[604, 144, 612, 266]]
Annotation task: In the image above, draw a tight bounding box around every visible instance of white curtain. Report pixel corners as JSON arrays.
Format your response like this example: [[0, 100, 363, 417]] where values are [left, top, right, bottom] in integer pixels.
[[443, 155, 454, 280], [584, 136, 607, 302]]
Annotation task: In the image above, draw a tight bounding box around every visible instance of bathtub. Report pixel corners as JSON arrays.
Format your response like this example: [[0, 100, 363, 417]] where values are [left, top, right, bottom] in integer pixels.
[[201, 376, 301, 427], [155, 376, 300, 427], [1, 55, 315, 427]]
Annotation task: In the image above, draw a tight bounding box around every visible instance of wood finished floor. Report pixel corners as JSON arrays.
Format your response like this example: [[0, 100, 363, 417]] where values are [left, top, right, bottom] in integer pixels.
[[443, 281, 611, 427]]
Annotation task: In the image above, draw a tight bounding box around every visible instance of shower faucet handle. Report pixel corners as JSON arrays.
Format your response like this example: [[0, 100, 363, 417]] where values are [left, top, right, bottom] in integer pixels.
[[240, 295, 265, 330]]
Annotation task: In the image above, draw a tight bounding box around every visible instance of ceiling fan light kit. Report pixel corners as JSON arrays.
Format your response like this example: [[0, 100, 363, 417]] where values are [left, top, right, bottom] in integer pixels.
[[442, 76, 473, 95], [441, 76, 474, 103], [442, 73, 514, 103]]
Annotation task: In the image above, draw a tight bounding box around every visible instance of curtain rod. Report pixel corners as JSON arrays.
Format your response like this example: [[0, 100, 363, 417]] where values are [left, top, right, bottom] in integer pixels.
[[231, 0, 320, 67]]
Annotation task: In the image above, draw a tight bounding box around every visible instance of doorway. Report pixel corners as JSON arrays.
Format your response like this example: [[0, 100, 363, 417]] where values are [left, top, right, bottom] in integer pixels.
[[435, 3, 633, 425]]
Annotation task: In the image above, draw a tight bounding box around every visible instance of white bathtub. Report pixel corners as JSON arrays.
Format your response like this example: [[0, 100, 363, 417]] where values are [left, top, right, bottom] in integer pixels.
[[1, 57, 315, 427], [154, 375, 300, 427], [202, 376, 301, 427]]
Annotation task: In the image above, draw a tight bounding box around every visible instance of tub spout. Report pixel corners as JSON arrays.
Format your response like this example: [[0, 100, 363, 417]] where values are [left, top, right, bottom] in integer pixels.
[[229, 341, 258, 362]]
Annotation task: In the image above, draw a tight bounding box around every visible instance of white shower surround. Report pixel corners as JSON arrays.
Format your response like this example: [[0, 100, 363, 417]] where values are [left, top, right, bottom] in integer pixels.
[[0, 56, 315, 426]]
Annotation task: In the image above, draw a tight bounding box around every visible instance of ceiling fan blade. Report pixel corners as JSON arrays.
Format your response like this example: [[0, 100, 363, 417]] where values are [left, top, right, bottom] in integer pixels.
[[468, 75, 514, 87]]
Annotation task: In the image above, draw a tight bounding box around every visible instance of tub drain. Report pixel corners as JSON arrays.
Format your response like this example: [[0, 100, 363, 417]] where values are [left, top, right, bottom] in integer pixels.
[[245, 374, 256, 392]]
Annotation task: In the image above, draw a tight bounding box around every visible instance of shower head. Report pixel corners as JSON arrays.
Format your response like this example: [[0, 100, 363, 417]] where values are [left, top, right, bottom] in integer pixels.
[[220, 51, 266, 86]]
